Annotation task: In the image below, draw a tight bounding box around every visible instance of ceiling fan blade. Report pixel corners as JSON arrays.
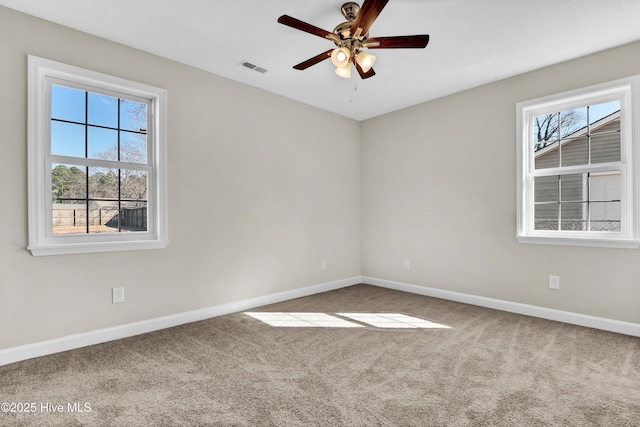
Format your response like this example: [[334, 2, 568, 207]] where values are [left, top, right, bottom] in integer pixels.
[[350, 0, 389, 36], [353, 59, 376, 79], [277, 15, 337, 41], [365, 35, 430, 49], [293, 49, 333, 70]]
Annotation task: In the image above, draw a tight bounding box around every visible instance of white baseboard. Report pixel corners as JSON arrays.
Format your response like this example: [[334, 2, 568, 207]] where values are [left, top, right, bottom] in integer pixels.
[[4, 275, 637, 367], [363, 276, 640, 337], [0, 276, 362, 367]]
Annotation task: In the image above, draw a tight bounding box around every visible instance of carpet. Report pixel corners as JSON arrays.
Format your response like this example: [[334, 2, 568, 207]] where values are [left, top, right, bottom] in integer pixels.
[[1, 284, 639, 426]]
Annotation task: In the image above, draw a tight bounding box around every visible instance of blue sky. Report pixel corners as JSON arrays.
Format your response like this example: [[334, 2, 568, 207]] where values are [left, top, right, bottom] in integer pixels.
[[555, 100, 621, 130], [50, 84, 147, 162], [585, 100, 620, 124]]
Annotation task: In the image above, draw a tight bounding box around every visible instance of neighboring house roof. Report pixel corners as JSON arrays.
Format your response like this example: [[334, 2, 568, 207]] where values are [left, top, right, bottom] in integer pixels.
[[534, 110, 620, 157]]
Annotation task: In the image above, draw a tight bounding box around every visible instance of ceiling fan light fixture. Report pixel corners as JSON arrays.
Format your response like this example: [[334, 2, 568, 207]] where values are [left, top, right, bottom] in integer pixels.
[[335, 64, 352, 78], [331, 47, 351, 68], [356, 51, 376, 73], [278, 0, 430, 79]]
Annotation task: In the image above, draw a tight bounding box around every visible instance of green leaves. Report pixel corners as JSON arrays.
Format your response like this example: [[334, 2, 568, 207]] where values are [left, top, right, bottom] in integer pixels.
[[51, 165, 146, 202]]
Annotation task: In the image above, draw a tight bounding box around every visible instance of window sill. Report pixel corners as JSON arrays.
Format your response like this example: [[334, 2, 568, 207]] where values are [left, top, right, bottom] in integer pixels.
[[28, 239, 169, 256], [516, 235, 640, 249]]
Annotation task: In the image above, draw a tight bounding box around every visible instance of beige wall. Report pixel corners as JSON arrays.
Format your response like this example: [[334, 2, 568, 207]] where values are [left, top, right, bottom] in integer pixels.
[[0, 7, 361, 350], [361, 40, 640, 324], [2, 5, 640, 352]]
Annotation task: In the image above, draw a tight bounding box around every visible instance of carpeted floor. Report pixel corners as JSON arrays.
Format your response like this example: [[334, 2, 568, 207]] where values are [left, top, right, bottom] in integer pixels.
[[1, 284, 639, 426]]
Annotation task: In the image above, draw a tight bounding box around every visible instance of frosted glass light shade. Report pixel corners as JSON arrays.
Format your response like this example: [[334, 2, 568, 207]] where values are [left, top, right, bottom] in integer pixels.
[[356, 51, 376, 72], [335, 65, 351, 78], [331, 47, 350, 68]]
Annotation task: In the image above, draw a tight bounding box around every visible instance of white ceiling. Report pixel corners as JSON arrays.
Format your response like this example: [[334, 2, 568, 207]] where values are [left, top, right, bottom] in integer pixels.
[[3, 0, 640, 121]]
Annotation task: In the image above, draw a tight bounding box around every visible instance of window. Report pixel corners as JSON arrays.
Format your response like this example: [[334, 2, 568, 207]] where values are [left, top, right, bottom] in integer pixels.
[[28, 56, 168, 256], [516, 76, 640, 248]]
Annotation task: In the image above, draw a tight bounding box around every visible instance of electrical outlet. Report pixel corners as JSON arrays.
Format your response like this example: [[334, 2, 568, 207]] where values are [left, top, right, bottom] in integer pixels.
[[549, 275, 560, 290], [321, 259, 327, 270], [112, 287, 125, 303], [404, 259, 411, 270]]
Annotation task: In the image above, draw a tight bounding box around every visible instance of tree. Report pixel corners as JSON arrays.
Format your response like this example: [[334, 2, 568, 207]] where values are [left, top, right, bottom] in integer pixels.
[[52, 164, 71, 199], [121, 171, 147, 204], [52, 165, 87, 200], [89, 169, 118, 198], [534, 110, 584, 142]]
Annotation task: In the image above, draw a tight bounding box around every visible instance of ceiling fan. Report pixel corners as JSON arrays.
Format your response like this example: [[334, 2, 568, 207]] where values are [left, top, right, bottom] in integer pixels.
[[277, 0, 429, 79]]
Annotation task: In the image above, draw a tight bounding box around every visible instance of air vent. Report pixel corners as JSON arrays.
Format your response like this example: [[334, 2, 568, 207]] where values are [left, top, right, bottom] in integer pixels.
[[240, 60, 268, 74]]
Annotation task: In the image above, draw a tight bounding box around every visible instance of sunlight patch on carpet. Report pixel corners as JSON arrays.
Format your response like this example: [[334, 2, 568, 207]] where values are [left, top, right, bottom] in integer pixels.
[[245, 312, 451, 329], [244, 312, 364, 328], [338, 313, 451, 329]]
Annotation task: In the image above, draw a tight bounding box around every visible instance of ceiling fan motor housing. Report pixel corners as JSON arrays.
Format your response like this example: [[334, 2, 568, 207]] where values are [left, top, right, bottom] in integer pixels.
[[334, 21, 356, 41], [341, 2, 361, 21]]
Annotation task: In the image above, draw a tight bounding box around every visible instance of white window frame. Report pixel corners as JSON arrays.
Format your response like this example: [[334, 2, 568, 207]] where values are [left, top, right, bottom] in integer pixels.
[[27, 55, 168, 256], [516, 76, 640, 249]]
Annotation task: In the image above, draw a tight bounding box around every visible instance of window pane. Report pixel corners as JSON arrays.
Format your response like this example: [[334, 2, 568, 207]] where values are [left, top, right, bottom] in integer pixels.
[[120, 201, 148, 232], [590, 172, 621, 202], [560, 174, 584, 202], [51, 84, 85, 123], [589, 101, 621, 131], [88, 126, 118, 160], [121, 169, 147, 201], [533, 113, 559, 170], [51, 165, 148, 234], [51, 121, 85, 157], [534, 144, 558, 169], [88, 92, 118, 128], [50, 165, 148, 235], [534, 113, 559, 143], [534, 176, 558, 202], [84, 202, 147, 234], [121, 132, 148, 164], [590, 202, 621, 232], [52, 164, 86, 201], [560, 136, 588, 167], [120, 99, 147, 132], [52, 163, 88, 235], [88, 203, 120, 233], [88, 167, 118, 199], [52, 200, 87, 235], [591, 132, 620, 164], [561, 202, 585, 231], [535, 204, 558, 230], [559, 107, 587, 137]]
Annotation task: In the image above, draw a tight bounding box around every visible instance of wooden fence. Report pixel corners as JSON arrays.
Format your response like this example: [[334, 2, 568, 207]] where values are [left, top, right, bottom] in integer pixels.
[[52, 207, 146, 230]]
